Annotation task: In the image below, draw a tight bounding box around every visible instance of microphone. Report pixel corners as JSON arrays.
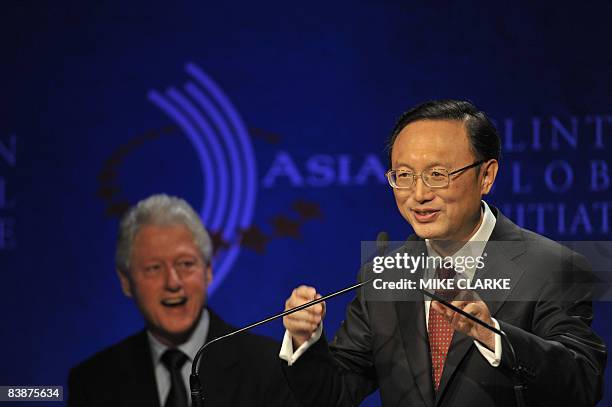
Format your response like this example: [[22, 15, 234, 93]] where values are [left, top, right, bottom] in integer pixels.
[[189, 232, 526, 407], [370, 232, 526, 406], [416, 289, 526, 406], [376, 231, 389, 258], [422, 286, 527, 406], [189, 281, 374, 406], [372, 233, 513, 354], [188, 233, 389, 406]]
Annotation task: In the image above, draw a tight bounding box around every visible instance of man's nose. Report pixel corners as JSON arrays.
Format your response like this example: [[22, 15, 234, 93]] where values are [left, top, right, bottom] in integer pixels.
[[165, 266, 183, 291], [413, 176, 433, 203]]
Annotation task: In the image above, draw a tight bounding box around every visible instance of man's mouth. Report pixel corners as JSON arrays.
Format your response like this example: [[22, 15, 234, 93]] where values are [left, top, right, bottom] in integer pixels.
[[411, 208, 440, 222], [161, 297, 188, 307]]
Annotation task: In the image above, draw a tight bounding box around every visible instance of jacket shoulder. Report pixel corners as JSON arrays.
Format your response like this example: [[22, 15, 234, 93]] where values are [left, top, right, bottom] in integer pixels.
[[519, 227, 585, 264], [69, 331, 145, 379], [493, 206, 584, 263]]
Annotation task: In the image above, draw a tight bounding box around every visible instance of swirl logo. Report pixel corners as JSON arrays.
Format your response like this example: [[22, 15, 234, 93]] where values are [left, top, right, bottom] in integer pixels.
[[147, 62, 257, 294]]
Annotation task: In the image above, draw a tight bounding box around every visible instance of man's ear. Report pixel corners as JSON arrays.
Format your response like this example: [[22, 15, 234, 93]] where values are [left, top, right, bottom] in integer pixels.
[[480, 159, 499, 195], [116, 268, 133, 298], [205, 264, 213, 285]]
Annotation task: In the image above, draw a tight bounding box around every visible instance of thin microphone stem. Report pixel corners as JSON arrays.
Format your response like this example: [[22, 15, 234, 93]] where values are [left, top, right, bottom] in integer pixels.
[[190, 267, 525, 406], [418, 288, 503, 336], [189, 278, 374, 406], [419, 287, 518, 361], [420, 287, 525, 406]]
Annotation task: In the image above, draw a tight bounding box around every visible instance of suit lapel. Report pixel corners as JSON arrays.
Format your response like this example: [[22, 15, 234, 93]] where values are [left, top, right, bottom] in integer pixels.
[[475, 209, 527, 317], [434, 208, 528, 404], [474, 242, 526, 317], [119, 330, 161, 407], [434, 331, 472, 404], [395, 239, 435, 407]]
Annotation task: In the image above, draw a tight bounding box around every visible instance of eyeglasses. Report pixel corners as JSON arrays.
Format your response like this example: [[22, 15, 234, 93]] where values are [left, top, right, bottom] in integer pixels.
[[386, 160, 485, 189]]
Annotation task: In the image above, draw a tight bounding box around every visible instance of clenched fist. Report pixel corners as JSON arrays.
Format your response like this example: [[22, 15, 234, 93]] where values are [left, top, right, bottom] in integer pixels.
[[283, 286, 326, 348]]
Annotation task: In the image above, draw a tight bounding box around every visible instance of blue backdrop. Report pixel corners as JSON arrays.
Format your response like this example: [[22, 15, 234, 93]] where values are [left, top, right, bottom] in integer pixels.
[[2, 1, 611, 405]]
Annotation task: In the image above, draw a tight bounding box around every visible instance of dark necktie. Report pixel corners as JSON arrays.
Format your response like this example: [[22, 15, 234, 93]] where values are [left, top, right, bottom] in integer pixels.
[[161, 349, 189, 407], [427, 266, 457, 390]]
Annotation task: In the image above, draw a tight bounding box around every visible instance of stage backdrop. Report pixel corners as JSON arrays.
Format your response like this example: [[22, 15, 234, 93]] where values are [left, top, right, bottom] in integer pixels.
[[2, 1, 611, 406]]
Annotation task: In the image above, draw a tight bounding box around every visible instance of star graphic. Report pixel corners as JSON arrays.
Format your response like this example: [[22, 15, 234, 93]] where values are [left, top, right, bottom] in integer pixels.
[[240, 225, 271, 254], [270, 215, 302, 239], [97, 168, 119, 183], [105, 200, 131, 218], [209, 230, 231, 255], [96, 185, 121, 200], [292, 200, 322, 220], [249, 127, 281, 144]]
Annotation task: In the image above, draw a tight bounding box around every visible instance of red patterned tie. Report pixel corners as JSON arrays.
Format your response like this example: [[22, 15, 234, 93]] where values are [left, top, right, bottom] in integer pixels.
[[428, 266, 456, 390]]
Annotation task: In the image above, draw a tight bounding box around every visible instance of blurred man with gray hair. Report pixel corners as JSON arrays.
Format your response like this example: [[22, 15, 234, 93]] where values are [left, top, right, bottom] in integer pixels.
[[68, 194, 296, 407]]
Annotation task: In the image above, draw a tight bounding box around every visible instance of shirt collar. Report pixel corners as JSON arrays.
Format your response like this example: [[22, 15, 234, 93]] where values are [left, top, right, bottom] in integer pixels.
[[424, 200, 496, 274], [147, 307, 210, 365], [469, 200, 496, 246]]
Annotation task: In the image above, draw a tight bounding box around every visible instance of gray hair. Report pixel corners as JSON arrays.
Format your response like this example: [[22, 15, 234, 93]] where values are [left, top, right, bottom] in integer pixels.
[[115, 194, 212, 274]]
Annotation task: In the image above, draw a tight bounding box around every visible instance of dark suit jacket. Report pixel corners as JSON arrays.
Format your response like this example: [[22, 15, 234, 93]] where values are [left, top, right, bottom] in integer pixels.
[[68, 308, 297, 407], [281, 207, 607, 407]]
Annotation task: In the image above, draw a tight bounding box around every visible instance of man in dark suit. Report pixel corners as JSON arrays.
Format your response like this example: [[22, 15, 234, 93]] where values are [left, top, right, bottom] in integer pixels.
[[68, 194, 296, 407], [280, 100, 607, 406]]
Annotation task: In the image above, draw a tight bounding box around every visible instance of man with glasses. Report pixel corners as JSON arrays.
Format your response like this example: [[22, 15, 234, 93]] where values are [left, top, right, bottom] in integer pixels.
[[279, 100, 606, 406]]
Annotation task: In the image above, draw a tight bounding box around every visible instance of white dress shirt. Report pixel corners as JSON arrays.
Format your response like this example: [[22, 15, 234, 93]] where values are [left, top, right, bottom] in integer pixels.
[[280, 201, 502, 367], [148, 308, 210, 407]]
